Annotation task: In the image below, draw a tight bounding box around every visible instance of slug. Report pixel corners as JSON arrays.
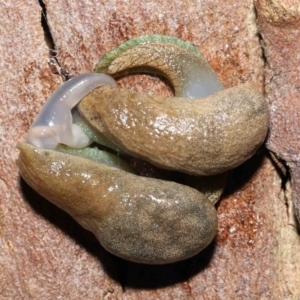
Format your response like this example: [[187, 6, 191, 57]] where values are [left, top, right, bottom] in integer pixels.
[[84, 35, 269, 175], [78, 83, 269, 175], [96, 34, 223, 98], [18, 142, 217, 264], [26, 73, 117, 149], [17, 34, 268, 264]]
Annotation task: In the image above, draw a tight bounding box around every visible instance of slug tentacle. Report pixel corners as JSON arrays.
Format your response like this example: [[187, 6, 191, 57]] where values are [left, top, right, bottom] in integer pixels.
[[26, 73, 117, 149], [96, 34, 223, 98]]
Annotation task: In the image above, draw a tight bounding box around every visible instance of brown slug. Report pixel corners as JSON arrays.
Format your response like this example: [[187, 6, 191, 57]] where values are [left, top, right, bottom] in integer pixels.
[[78, 83, 269, 176], [18, 143, 217, 264], [18, 35, 269, 264]]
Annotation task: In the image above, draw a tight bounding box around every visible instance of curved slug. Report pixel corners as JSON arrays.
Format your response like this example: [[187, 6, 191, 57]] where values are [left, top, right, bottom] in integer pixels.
[[78, 83, 269, 175], [88, 35, 269, 175], [18, 142, 217, 264], [96, 34, 223, 98], [17, 35, 268, 264], [26, 73, 117, 149]]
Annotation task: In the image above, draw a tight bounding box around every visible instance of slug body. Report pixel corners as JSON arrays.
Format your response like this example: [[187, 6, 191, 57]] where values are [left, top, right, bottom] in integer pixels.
[[17, 35, 269, 264], [89, 35, 269, 175], [96, 34, 223, 98], [26, 73, 117, 149], [18, 143, 217, 264], [79, 83, 269, 175]]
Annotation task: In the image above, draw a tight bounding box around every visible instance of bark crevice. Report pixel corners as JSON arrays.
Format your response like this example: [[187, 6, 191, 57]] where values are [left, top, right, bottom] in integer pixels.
[[37, 0, 69, 80]]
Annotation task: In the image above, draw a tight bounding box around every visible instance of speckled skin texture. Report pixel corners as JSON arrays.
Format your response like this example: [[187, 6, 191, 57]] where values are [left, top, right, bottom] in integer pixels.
[[17, 143, 217, 264], [79, 83, 269, 175], [4, 0, 300, 298], [96, 36, 223, 98]]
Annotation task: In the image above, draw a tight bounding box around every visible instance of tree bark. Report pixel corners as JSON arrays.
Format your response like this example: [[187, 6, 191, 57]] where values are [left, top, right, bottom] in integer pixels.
[[1, 0, 300, 299]]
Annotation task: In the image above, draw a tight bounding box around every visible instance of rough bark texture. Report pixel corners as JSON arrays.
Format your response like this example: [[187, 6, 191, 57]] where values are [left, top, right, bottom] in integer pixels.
[[255, 0, 300, 222], [1, 0, 300, 299]]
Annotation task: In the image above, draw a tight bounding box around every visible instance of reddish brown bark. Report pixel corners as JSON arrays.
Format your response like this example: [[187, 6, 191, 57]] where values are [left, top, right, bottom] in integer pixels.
[[1, 0, 300, 298], [255, 0, 300, 223]]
